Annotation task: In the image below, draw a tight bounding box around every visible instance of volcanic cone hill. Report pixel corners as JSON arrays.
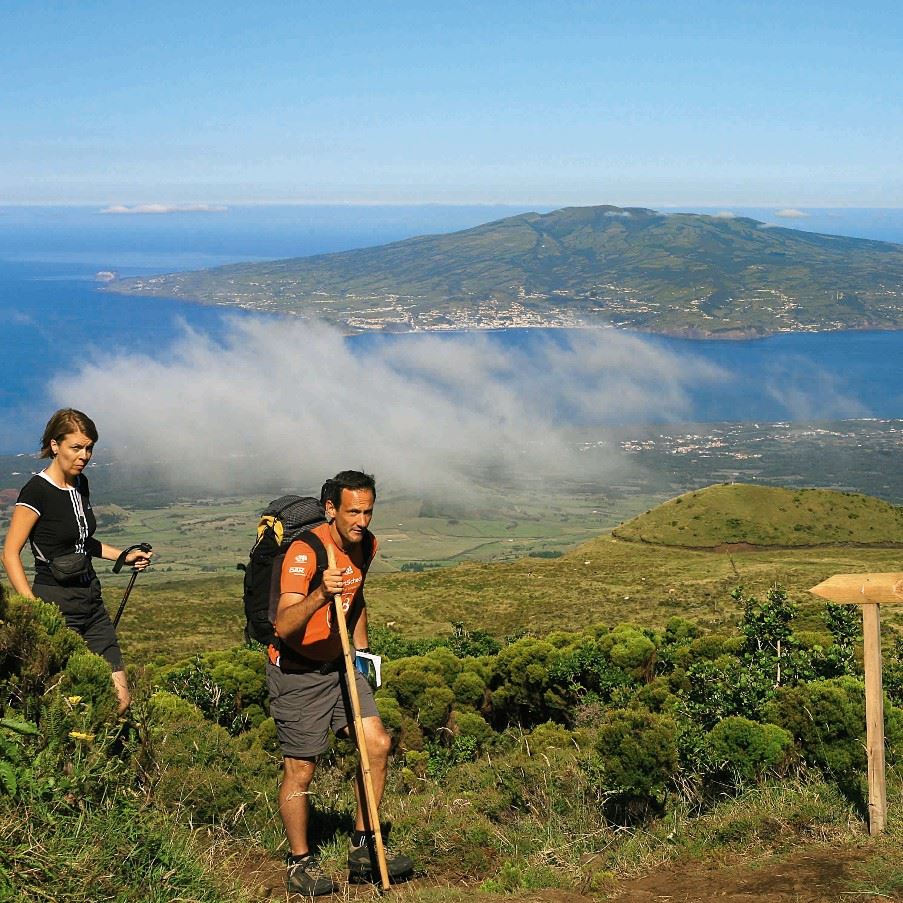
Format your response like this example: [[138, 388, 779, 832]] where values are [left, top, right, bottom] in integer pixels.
[[611, 483, 903, 549]]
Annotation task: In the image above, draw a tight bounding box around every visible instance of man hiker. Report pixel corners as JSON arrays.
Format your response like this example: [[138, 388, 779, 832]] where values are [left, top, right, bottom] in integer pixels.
[[267, 470, 413, 896]]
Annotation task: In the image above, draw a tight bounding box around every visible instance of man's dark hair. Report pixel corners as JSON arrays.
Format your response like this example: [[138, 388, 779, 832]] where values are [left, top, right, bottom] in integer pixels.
[[321, 470, 376, 509]]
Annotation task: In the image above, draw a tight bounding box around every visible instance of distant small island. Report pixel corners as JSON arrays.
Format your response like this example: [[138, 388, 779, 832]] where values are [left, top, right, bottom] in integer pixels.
[[106, 205, 903, 338]]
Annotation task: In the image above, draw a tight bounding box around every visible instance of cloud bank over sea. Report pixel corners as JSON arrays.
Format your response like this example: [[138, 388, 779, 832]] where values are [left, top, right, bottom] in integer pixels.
[[50, 318, 726, 497], [100, 204, 229, 215]]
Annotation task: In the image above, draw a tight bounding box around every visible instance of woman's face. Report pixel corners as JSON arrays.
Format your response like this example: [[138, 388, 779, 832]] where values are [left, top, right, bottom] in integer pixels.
[[50, 430, 94, 481]]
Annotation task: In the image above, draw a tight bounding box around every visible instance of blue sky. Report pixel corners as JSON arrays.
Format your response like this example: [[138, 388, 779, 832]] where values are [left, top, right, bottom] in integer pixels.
[[2, 0, 900, 207]]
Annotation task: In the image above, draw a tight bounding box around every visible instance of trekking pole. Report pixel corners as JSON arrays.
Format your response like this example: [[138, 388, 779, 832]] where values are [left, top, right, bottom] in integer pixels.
[[327, 544, 391, 891], [111, 543, 153, 629]]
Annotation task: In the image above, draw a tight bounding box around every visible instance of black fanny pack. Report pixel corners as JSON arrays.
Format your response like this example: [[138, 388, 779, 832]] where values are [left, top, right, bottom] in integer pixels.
[[48, 552, 90, 583]]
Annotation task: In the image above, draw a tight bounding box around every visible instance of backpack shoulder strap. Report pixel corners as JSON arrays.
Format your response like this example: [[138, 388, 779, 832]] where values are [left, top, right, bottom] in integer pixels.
[[295, 530, 329, 580], [360, 530, 375, 574]]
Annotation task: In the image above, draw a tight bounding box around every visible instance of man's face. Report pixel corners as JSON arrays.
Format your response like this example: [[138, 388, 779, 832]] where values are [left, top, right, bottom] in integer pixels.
[[327, 488, 375, 546]]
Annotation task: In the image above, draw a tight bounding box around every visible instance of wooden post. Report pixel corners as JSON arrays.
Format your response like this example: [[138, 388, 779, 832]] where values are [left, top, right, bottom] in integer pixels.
[[809, 572, 903, 835], [861, 602, 886, 834]]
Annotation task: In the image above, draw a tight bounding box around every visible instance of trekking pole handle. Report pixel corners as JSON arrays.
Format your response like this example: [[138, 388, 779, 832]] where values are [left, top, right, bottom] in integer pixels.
[[112, 542, 153, 574]]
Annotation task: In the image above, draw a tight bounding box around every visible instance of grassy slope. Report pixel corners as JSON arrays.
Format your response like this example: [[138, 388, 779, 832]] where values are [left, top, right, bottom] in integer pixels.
[[118, 537, 903, 667], [111, 483, 903, 666], [612, 483, 903, 548]]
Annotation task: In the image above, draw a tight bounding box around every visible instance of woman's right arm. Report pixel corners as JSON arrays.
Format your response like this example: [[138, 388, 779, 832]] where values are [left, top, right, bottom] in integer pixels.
[[2, 506, 40, 598]]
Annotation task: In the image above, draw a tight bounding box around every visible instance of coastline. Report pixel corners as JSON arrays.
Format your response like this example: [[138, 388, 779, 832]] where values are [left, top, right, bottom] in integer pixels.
[[101, 280, 902, 342]]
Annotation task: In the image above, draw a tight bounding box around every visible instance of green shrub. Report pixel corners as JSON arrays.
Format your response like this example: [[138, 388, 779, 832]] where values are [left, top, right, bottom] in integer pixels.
[[161, 656, 249, 734], [63, 651, 117, 721], [147, 690, 204, 724], [490, 637, 568, 727], [526, 720, 583, 752], [550, 639, 632, 708], [0, 594, 84, 714], [446, 622, 502, 658], [449, 709, 493, 751], [412, 685, 451, 734], [630, 678, 681, 714], [884, 634, 903, 706], [764, 676, 867, 780], [375, 692, 403, 737], [593, 708, 679, 804], [451, 669, 488, 709], [704, 716, 794, 784], [368, 625, 444, 660], [599, 625, 657, 681], [663, 616, 699, 646], [0, 716, 38, 797], [383, 655, 451, 710]]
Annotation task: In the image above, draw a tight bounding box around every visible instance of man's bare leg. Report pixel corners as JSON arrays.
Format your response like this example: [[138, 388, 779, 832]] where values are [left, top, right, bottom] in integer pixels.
[[281, 756, 317, 855], [351, 716, 391, 832]]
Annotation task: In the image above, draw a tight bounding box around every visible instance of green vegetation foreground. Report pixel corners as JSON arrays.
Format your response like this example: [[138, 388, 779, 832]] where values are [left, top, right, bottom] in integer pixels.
[[4, 484, 903, 900], [4, 580, 903, 900]]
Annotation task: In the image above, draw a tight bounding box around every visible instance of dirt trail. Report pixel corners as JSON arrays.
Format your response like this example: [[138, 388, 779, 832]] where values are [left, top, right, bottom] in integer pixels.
[[239, 847, 891, 902], [603, 848, 882, 903]]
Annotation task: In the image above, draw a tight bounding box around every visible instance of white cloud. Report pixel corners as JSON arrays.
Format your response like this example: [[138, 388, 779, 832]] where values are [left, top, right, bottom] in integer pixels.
[[50, 318, 726, 497], [764, 359, 868, 421], [713, 211, 736, 219], [100, 204, 228, 215], [774, 208, 809, 219]]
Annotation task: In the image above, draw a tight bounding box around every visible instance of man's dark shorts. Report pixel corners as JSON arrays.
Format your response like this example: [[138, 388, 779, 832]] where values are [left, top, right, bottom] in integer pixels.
[[33, 577, 124, 671], [266, 661, 380, 759]]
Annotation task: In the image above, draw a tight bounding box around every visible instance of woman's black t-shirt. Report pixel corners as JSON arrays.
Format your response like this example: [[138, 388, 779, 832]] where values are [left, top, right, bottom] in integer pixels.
[[15, 472, 101, 587]]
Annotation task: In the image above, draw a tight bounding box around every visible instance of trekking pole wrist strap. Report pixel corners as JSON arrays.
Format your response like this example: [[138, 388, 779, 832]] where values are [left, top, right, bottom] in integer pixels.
[[112, 542, 153, 574]]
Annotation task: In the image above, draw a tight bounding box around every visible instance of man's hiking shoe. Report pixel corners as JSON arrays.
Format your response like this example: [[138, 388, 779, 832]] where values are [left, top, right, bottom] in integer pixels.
[[348, 839, 414, 883], [286, 854, 337, 896]]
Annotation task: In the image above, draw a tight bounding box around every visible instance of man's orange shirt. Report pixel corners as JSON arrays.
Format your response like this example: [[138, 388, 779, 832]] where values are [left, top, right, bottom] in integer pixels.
[[277, 521, 378, 661]]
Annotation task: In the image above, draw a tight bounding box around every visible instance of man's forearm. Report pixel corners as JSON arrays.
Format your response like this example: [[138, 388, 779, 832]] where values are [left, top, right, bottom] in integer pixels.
[[275, 585, 332, 645]]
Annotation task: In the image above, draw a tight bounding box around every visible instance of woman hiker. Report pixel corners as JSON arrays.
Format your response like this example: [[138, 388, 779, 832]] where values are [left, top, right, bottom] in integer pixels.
[[2, 408, 152, 713]]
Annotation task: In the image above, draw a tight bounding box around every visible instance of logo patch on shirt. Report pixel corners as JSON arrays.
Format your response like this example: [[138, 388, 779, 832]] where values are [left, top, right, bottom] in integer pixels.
[[288, 566, 306, 575], [294, 554, 309, 563]]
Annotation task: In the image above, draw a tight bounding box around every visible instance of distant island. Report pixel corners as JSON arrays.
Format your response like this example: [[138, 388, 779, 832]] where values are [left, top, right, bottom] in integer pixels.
[[106, 205, 903, 338]]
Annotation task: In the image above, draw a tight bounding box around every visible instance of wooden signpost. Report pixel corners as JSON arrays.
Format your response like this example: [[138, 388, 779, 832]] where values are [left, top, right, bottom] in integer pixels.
[[809, 572, 903, 835]]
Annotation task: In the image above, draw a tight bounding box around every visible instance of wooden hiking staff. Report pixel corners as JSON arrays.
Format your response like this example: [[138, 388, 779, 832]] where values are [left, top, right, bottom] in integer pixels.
[[327, 544, 391, 890]]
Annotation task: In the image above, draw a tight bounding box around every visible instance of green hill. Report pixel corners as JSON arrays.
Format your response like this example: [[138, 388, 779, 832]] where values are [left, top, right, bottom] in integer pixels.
[[108, 205, 903, 337], [612, 483, 903, 548]]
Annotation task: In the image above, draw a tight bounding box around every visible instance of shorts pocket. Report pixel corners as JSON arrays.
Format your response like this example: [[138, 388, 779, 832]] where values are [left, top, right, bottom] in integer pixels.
[[268, 697, 303, 723], [266, 665, 303, 722]]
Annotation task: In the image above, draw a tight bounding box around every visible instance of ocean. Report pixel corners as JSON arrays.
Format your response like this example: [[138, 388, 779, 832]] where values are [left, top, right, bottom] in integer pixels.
[[1, 205, 901, 455]]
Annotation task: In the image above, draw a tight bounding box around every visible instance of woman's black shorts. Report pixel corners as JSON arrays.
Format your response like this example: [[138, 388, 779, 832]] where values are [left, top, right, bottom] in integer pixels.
[[33, 577, 124, 671]]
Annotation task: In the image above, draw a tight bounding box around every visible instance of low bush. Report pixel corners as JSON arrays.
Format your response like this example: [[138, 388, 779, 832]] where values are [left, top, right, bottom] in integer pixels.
[[704, 716, 794, 786], [592, 708, 679, 819]]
